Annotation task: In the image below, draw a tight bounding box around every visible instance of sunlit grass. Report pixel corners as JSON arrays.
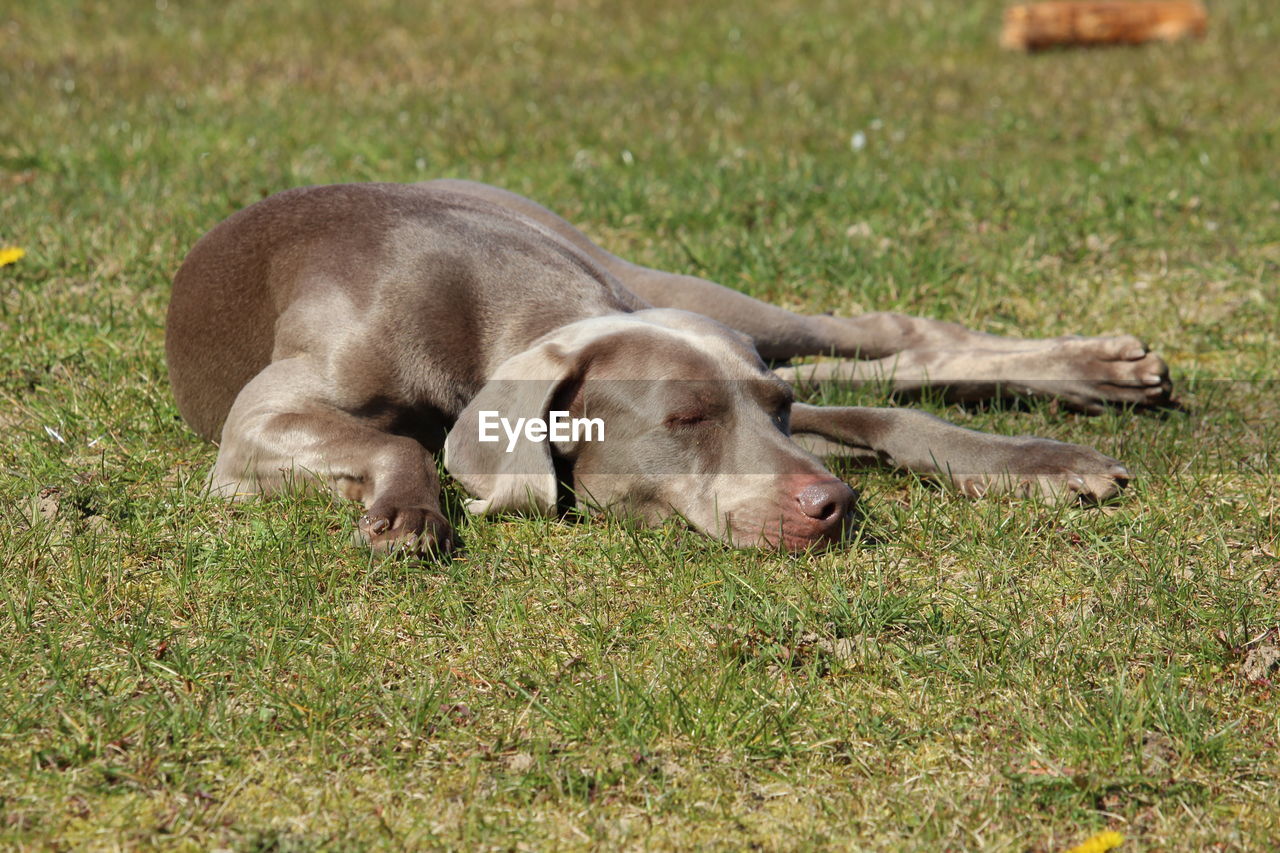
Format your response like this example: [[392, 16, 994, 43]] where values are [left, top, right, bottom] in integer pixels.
[[1, 0, 1278, 848]]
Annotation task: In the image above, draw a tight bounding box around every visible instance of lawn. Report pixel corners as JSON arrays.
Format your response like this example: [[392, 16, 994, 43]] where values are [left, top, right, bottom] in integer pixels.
[[2, 0, 1278, 848]]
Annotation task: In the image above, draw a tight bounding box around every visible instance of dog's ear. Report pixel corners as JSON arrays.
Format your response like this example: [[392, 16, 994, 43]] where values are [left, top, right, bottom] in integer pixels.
[[444, 338, 586, 516]]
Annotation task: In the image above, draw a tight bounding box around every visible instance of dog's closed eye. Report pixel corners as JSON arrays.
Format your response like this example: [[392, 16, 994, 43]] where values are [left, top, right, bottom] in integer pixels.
[[665, 411, 710, 429]]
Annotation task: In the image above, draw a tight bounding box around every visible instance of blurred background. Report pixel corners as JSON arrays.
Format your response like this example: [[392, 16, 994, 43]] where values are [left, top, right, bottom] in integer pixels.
[[3, 0, 1276, 358]]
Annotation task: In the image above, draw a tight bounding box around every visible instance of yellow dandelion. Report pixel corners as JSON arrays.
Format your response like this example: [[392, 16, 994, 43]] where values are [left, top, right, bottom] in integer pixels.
[[1065, 830, 1125, 853], [0, 247, 26, 267]]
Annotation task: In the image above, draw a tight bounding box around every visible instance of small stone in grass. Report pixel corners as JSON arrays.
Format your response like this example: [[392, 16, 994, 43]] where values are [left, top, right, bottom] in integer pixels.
[[1242, 644, 1280, 682]]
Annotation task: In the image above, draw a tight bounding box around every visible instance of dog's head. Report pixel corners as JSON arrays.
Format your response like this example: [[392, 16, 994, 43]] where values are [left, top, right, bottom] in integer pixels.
[[444, 309, 855, 550]]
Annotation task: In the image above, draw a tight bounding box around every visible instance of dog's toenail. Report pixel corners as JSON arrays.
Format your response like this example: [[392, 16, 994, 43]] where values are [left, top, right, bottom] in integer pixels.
[[1143, 374, 1163, 385], [361, 515, 391, 534]]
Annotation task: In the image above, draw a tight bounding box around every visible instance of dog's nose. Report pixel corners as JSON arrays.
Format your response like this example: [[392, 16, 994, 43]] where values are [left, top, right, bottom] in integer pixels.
[[795, 479, 855, 530]]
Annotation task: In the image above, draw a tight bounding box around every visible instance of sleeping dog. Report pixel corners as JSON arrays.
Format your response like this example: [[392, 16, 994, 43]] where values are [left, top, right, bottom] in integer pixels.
[[166, 181, 1170, 553]]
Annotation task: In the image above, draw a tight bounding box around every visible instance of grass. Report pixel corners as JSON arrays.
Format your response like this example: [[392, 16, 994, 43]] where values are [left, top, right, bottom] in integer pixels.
[[2, 0, 1278, 848]]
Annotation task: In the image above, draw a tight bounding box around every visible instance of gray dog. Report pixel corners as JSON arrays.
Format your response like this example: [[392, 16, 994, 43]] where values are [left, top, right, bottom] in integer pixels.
[[166, 181, 1170, 553]]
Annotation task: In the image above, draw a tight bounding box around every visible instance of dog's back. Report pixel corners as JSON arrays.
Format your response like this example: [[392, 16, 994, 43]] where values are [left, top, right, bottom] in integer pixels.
[[167, 191, 295, 441], [167, 184, 645, 441]]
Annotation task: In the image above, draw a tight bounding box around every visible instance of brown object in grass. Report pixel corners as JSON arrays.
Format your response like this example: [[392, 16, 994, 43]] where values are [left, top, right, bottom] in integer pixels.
[[1001, 1, 1208, 51]]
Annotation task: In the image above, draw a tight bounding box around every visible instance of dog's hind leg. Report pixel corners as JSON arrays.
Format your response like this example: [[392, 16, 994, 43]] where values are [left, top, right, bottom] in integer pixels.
[[774, 339, 1170, 413], [605, 260, 1171, 410], [602, 260, 1011, 361], [210, 359, 454, 555], [422, 180, 1171, 407], [605, 262, 1174, 398], [422, 180, 980, 360]]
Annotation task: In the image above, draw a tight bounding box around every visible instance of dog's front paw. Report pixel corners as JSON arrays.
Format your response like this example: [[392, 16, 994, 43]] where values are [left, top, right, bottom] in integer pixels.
[[951, 437, 1131, 503], [357, 502, 456, 557]]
